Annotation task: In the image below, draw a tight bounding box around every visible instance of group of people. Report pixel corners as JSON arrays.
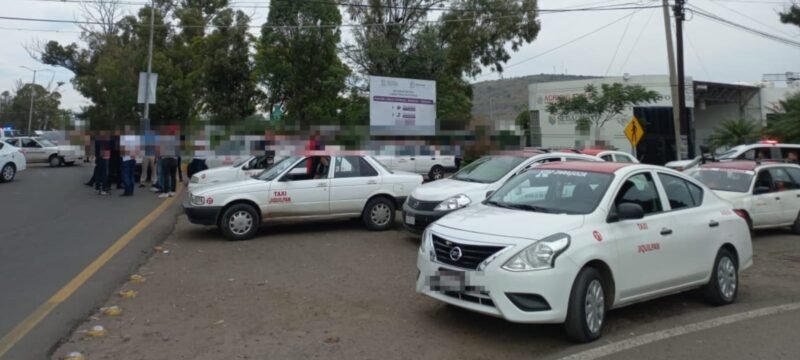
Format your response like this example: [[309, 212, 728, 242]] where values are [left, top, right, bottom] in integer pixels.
[[84, 130, 183, 198]]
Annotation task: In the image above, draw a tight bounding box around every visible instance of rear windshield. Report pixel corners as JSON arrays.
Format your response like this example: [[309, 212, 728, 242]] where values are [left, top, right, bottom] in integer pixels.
[[451, 156, 526, 184], [687, 168, 753, 193]]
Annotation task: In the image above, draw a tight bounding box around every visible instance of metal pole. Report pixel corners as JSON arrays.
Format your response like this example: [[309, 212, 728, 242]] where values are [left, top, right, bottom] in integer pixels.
[[662, 0, 681, 161], [27, 70, 37, 136], [142, 0, 155, 132], [674, 0, 691, 158]]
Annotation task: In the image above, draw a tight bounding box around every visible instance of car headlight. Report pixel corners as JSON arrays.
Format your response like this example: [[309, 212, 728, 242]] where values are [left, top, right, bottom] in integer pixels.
[[419, 228, 436, 261], [191, 194, 205, 206], [434, 194, 471, 211], [502, 233, 571, 271], [190, 175, 200, 183]]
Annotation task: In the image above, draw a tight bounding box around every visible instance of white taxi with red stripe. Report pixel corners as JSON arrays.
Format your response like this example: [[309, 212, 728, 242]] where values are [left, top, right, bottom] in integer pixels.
[[416, 162, 752, 342], [184, 153, 423, 240]]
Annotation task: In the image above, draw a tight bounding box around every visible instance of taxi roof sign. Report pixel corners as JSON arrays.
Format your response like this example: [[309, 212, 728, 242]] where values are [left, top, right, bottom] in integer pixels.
[[624, 116, 644, 147]]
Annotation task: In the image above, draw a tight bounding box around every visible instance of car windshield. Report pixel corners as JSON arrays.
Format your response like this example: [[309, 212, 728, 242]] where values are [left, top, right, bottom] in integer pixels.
[[451, 156, 526, 184], [369, 156, 393, 173], [255, 156, 299, 181], [687, 168, 753, 193], [485, 169, 614, 214], [233, 157, 253, 168]]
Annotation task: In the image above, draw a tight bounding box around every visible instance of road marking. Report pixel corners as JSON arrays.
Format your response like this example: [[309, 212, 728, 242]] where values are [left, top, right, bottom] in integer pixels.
[[558, 302, 800, 360], [0, 187, 182, 358]]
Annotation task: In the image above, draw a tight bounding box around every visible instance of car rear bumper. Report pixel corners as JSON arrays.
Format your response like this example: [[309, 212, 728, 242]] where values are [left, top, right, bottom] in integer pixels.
[[182, 200, 221, 226]]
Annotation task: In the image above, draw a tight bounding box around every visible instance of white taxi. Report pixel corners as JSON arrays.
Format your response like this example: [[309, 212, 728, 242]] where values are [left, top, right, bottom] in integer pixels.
[[0, 141, 26, 182], [184, 154, 423, 240], [188, 155, 277, 191], [416, 162, 752, 342], [687, 161, 800, 233], [402, 153, 603, 233]]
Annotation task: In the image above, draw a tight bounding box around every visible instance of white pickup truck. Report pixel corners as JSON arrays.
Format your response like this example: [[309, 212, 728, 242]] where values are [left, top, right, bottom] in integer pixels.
[[374, 147, 457, 181]]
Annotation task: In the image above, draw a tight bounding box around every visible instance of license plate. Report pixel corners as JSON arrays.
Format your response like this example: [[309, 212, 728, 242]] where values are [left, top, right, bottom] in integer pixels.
[[405, 214, 415, 225], [430, 270, 466, 292]]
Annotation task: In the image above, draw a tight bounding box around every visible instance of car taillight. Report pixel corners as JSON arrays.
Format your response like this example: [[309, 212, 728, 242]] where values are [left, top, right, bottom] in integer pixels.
[[732, 209, 749, 221]]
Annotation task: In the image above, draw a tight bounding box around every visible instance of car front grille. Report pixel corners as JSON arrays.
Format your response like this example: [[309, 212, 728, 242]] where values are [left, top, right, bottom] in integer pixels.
[[443, 290, 495, 307], [432, 234, 505, 270], [407, 196, 441, 211]]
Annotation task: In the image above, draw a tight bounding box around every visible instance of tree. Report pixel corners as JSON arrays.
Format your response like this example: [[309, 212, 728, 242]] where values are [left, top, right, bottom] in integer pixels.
[[708, 118, 760, 150], [546, 83, 662, 142], [780, 2, 800, 27], [764, 92, 800, 142], [0, 83, 66, 131], [257, 0, 349, 130]]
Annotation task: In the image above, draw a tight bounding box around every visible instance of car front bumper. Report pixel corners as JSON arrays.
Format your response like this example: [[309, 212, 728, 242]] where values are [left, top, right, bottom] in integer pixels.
[[182, 199, 222, 226], [402, 202, 452, 234], [415, 248, 579, 324]]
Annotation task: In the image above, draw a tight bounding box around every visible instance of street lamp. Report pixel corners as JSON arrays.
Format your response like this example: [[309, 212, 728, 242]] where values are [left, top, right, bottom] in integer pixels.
[[19, 66, 54, 136]]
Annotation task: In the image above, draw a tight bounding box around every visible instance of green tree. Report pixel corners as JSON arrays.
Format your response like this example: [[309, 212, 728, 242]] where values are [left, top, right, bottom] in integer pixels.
[[546, 83, 662, 142], [708, 118, 761, 150], [257, 0, 349, 130], [0, 83, 65, 131], [780, 2, 800, 27], [765, 92, 800, 142]]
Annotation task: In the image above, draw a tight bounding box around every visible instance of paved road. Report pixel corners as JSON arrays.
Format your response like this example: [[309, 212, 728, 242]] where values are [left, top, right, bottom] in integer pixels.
[[0, 164, 180, 359], [50, 214, 800, 360]]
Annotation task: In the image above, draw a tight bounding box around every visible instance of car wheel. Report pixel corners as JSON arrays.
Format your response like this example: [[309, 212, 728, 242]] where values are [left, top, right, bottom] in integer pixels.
[[0, 163, 15, 182], [792, 212, 800, 235], [363, 197, 395, 231], [220, 204, 260, 241], [428, 165, 445, 181], [49, 155, 60, 167], [703, 248, 738, 306], [564, 267, 605, 343]]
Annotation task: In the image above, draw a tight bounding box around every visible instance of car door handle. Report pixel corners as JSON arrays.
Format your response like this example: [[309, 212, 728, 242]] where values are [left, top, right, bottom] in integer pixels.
[[775, 196, 781, 200], [367, 180, 377, 185], [410, 157, 415, 160], [709, 220, 719, 228], [660, 228, 673, 236], [317, 183, 327, 188]]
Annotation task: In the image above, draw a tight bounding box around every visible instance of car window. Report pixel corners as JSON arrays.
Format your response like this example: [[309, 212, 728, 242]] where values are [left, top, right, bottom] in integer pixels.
[[0, 143, 4, 150], [334, 156, 377, 178], [487, 169, 614, 215], [601, 155, 613, 162], [784, 167, 800, 187], [22, 139, 40, 148], [781, 148, 800, 164], [451, 156, 526, 184], [767, 168, 797, 192], [615, 154, 634, 163], [753, 170, 774, 193], [256, 156, 300, 181], [614, 172, 662, 215], [739, 148, 773, 161], [6, 139, 18, 146], [687, 168, 754, 193], [658, 173, 702, 210]]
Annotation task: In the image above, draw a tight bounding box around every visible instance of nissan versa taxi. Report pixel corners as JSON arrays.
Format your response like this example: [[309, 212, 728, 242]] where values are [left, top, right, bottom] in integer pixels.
[[189, 155, 277, 191], [416, 162, 753, 342], [402, 153, 602, 233], [184, 153, 423, 240], [687, 161, 800, 233]]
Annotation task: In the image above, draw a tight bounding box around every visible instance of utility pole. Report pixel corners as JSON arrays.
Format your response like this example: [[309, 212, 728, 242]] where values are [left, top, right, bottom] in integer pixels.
[[661, 0, 682, 161], [674, 0, 692, 158], [19, 66, 53, 136], [142, 0, 155, 132]]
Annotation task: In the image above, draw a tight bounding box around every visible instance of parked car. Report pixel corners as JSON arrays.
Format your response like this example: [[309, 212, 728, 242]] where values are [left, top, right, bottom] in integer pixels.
[[579, 149, 639, 163], [184, 154, 423, 240], [402, 153, 603, 234], [189, 155, 279, 192], [4, 136, 84, 166], [374, 145, 457, 181], [687, 160, 800, 233], [0, 141, 26, 182], [666, 141, 800, 171], [416, 161, 753, 342]]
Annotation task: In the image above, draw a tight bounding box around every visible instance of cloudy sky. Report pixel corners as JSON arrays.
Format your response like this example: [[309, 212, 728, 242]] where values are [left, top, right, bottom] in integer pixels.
[[1, 0, 798, 111]]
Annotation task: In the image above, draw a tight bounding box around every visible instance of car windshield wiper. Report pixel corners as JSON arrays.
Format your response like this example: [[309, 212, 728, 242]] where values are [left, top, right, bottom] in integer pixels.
[[501, 203, 552, 213], [453, 176, 481, 183]]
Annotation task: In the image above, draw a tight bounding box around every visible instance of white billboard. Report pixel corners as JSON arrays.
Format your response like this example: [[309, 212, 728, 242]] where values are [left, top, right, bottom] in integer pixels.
[[369, 76, 436, 136]]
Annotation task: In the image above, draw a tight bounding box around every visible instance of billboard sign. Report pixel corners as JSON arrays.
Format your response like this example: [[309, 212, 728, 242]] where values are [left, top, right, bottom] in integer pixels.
[[369, 76, 436, 136]]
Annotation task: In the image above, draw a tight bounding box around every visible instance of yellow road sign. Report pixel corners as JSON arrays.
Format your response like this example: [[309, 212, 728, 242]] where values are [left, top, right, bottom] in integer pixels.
[[624, 116, 645, 146]]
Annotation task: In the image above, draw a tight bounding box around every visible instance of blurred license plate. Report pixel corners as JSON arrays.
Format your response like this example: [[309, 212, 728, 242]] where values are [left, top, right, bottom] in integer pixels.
[[405, 214, 415, 225], [430, 270, 465, 292]]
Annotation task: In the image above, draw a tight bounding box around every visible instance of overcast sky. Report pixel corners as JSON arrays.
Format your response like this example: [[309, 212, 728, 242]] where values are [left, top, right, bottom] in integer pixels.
[[1, 0, 798, 111]]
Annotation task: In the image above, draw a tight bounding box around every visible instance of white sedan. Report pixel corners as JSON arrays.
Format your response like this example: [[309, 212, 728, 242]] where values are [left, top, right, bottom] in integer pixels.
[[189, 155, 277, 191], [416, 161, 752, 342], [0, 141, 26, 182], [5, 137, 83, 166], [184, 154, 423, 240], [687, 161, 800, 233]]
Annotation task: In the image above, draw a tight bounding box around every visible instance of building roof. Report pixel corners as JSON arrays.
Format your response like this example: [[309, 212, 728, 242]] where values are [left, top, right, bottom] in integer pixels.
[[535, 161, 634, 174]]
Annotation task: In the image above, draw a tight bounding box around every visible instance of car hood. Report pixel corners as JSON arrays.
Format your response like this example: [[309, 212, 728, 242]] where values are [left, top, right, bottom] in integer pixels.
[[195, 166, 237, 180], [411, 178, 489, 201], [192, 178, 264, 196], [434, 203, 585, 241]]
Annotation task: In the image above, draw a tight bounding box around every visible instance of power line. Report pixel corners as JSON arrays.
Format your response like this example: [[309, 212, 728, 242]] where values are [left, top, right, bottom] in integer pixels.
[[688, 4, 800, 49], [617, 6, 657, 73], [709, 0, 796, 38], [604, 9, 638, 76]]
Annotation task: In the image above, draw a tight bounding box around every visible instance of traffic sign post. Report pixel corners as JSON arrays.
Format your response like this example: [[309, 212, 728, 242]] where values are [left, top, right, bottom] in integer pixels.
[[624, 116, 645, 159]]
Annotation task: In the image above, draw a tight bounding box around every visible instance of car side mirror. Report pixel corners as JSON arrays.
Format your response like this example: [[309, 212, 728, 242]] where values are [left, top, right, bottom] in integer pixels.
[[753, 186, 771, 195], [608, 203, 645, 222]]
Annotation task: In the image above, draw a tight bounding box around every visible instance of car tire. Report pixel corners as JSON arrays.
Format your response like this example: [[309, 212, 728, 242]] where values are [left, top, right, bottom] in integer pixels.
[[362, 197, 395, 231], [0, 163, 15, 182], [703, 248, 738, 306], [564, 267, 606, 343], [219, 203, 260, 241], [49, 155, 60, 167], [792, 212, 800, 235], [428, 165, 445, 181]]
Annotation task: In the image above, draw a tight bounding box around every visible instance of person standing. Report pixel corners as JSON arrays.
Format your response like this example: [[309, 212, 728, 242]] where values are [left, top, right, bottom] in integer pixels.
[[158, 134, 181, 198], [95, 136, 111, 195], [140, 131, 157, 188], [120, 148, 136, 196]]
